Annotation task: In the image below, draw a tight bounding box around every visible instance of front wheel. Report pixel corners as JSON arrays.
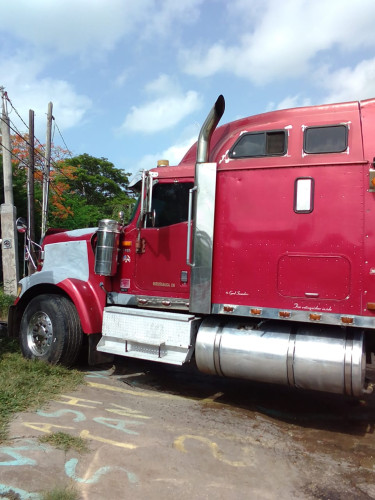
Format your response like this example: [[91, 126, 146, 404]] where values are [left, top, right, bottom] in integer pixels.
[[20, 294, 82, 366]]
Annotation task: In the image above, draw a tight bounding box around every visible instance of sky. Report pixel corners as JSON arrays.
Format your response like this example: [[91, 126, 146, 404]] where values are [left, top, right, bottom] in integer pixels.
[[2, 0, 375, 178]]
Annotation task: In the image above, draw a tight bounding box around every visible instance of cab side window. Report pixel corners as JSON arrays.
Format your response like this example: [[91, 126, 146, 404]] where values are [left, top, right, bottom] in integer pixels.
[[229, 130, 287, 158], [148, 182, 194, 228]]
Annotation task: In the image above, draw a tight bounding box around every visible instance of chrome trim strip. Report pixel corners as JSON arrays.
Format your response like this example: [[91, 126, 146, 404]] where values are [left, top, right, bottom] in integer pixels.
[[287, 332, 296, 386], [187, 186, 197, 266], [344, 334, 353, 396], [110, 293, 189, 310], [211, 303, 375, 330], [213, 326, 224, 376]]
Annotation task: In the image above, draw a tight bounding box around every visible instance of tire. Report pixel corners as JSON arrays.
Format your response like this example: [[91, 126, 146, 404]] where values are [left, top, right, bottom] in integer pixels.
[[20, 294, 83, 366]]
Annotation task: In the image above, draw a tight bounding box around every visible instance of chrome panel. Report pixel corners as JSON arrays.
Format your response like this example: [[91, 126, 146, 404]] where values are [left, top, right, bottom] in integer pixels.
[[189, 162, 217, 314], [19, 240, 89, 298], [195, 318, 368, 396], [212, 303, 375, 330]]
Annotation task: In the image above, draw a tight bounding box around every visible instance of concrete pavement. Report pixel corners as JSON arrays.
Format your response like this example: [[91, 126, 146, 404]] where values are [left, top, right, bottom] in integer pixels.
[[1, 359, 375, 499]]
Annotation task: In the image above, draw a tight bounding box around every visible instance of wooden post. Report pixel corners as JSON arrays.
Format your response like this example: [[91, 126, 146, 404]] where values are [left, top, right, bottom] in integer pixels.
[[0, 88, 19, 295], [27, 109, 36, 274], [41, 102, 53, 238]]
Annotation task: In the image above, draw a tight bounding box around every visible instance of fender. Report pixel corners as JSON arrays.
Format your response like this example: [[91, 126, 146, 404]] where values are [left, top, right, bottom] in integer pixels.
[[57, 278, 105, 333]]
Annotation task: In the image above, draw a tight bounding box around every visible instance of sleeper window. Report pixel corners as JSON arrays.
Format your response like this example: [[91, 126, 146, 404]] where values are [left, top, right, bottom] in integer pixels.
[[304, 125, 348, 154]]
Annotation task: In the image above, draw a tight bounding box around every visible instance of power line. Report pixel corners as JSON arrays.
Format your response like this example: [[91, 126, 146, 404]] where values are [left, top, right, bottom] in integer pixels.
[[0, 134, 31, 170], [5, 93, 30, 133], [0, 135, 74, 214], [53, 119, 73, 157], [2, 90, 74, 168], [1, 113, 46, 170], [1, 114, 76, 186]]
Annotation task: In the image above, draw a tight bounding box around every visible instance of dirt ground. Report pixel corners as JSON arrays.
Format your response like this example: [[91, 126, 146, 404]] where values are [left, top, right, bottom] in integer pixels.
[[1, 358, 375, 499]]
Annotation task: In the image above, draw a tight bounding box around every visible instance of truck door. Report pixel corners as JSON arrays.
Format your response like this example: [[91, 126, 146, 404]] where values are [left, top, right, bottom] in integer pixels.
[[134, 181, 193, 296]]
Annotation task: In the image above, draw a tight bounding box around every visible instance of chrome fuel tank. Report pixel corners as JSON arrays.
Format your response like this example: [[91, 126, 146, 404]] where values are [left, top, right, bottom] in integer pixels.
[[195, 318, 367, 396]]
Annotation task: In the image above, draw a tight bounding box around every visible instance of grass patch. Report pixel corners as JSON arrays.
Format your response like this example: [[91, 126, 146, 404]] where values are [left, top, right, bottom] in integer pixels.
[[39, 431, 89, 453], [0, 337, 84, 442], [0, 291, 15, 320], [41, 485, 79, 500]]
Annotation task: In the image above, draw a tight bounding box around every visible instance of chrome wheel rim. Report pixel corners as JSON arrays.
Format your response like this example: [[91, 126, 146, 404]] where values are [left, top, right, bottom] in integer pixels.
[[27, 311, 53, 356]]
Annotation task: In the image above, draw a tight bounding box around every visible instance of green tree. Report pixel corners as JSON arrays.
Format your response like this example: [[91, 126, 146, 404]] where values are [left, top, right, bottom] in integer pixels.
[[48, 154, 135, 229]]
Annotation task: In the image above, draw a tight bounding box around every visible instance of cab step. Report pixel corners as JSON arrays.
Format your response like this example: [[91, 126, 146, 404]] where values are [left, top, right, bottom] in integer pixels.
[[97, 306, 201, 365]]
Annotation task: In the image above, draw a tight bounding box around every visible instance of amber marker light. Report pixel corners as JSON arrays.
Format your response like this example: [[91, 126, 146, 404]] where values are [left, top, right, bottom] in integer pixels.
[[224, 306, 234, 312], [250, 308, 262, 315], [367, 302, 375, 311], [122, 241, 132, 248], [157, 159, 169, 167], [341, 316, 354, 324], [279, 311, 291, 318], [309, 313, 321, 321]]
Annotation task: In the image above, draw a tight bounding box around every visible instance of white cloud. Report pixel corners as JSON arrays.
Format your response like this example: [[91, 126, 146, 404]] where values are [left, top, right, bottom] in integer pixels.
[[320, 58, 375, 104], [181, 0, 375, 85], [114, 70, 130, 88], [267, 95, 312, 111], [120, 75, 202, 133], [0, 0, 203, 56], [144, 74, 179, 95], [0, 0, 151, 55], [141, 0, 203, 39], [0, 52, 91, 136]]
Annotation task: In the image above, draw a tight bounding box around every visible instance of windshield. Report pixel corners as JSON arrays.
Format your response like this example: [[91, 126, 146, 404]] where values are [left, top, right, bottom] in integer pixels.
[[127, 196, 140, 224]]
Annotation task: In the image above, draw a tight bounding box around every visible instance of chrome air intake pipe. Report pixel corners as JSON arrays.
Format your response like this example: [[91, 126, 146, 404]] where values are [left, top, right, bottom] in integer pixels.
[[195, 318, 370, 397], [94, 219, 121, 276], [196, 95, 225, 164]]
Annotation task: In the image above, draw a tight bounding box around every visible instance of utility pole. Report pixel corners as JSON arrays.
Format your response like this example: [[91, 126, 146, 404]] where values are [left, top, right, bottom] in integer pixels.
[[0, 87, 19, 295], [27, 109, 36, 275], [41, 102, 53, 238]]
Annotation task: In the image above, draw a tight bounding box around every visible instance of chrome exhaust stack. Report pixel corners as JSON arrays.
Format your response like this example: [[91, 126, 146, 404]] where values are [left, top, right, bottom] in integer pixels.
[[196, 95, 225, 164], [189, 95, 225, 315]]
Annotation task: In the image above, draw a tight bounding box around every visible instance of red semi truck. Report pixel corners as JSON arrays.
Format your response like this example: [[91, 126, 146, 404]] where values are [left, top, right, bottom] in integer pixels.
[[8, 95, 375, 397]]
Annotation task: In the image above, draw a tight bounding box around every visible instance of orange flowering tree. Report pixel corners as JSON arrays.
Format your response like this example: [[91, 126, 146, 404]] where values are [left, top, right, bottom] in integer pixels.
[[0, 133, 70, 236], [1, 134, 135, 232]]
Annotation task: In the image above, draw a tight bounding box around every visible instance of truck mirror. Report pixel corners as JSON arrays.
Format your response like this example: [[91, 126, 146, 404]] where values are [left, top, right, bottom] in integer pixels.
[[146, 209, 156, 228], [138, 170, 155, 228], [16, 217, 27, 234]]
